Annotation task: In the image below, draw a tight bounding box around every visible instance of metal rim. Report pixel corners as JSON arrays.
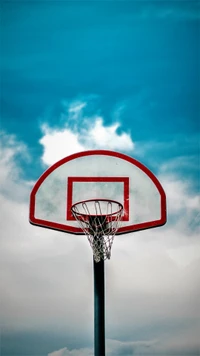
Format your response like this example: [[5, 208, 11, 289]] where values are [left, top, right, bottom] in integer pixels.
[[71, 198, 123, 218]]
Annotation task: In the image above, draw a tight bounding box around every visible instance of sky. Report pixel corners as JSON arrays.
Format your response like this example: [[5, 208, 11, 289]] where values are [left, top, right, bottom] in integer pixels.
[[0, 0, 200, 355]]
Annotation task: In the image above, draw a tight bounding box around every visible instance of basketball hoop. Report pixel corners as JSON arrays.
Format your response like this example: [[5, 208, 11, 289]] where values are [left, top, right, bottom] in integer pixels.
[[30, 150, 167, 356], [71, 199, 123, 262]]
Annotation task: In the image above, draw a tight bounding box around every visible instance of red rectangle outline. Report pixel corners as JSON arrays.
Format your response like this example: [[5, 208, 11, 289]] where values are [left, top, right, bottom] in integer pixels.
[[67, 177, 129, 221]]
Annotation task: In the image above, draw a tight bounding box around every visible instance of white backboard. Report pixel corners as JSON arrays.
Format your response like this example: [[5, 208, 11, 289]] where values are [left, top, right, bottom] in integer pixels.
[[30, 150, 167, 234]]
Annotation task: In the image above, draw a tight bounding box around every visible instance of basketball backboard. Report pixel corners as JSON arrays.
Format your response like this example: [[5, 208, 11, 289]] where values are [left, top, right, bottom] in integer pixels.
[[29, 150, 167, 234]]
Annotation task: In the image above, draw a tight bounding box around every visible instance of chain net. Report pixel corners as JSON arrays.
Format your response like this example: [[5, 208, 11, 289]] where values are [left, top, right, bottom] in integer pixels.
[[71, 199, 123, 263]]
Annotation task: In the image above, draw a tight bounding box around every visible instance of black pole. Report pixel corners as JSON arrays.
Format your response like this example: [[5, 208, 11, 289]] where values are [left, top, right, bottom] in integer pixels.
[[93, 258, 105, 356]]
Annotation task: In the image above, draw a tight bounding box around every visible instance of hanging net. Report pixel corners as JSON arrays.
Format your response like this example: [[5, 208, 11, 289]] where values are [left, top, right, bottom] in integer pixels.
[[71, 199, 123, 263]]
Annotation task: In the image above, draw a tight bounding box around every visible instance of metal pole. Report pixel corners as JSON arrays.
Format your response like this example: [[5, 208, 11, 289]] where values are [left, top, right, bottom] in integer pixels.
[[93, 258, 105, 356]]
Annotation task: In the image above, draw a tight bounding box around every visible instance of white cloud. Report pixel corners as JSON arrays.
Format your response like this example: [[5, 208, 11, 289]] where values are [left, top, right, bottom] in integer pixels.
[[49, 334, 200, 356], [87, 117, 134, 151], [0, 129, 199, 354], [0, 131, 31, 201], [48, 346, 93, 356], [0, 131, 92, 331], [160, 155, 200, 173], [159, 173, 199, 215], [107, 338, 158, 355], [40, 125, 85, 166], [68, 100, 86, 115], [39, 99, 134, 166]]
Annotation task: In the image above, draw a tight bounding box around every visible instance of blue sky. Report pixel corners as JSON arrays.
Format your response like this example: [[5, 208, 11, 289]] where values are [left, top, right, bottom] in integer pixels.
[[0, 1, 199, 355], [1, 1, 199, 186]]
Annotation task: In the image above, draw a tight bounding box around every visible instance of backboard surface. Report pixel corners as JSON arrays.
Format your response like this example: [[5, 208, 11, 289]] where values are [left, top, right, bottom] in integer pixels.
[[30, 150, 166, 234]]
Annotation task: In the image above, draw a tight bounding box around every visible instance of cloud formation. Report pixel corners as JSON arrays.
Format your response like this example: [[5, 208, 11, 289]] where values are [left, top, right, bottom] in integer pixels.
[[0, 131, 31, 201], [48, 346, 93, 356], [1, 124, 199, 355], [49, 334, 200, 356], [39, 99, 134, 166]]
